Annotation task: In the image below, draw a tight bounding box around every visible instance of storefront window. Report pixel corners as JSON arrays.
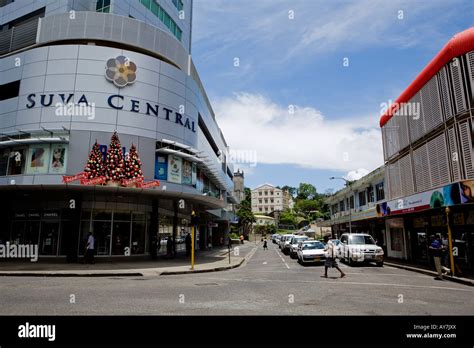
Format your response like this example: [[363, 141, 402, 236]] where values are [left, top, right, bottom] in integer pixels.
[[93, 221, 111, 256], [0, 149, 8, 176], [131, 213, 146, 254], [112, 221, 130, 255], [39, 222, 59, 255]]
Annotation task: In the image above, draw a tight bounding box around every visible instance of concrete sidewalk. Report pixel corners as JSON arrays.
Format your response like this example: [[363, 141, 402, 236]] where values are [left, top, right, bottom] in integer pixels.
[[385, 259, 474, 287], [0, 242, 258, 277]]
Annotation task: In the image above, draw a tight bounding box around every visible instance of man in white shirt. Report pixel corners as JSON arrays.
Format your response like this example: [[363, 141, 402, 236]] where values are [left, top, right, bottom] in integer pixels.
[[323, 235, 345, 278], [85, 232, 95, 264]]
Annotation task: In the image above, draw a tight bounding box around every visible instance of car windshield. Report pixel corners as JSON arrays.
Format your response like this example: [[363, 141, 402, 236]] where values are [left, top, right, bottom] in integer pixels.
[[349, 235, 375, 245], [292, 237, 307, 244], [330, 240, 340, 246], [302, 242, 324, 250]]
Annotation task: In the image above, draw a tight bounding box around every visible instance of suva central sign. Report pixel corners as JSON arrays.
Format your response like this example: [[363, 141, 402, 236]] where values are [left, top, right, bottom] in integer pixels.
[[25, 93, 196, 133]]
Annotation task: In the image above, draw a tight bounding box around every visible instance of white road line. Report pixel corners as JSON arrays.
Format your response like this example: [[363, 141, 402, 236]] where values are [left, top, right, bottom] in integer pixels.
[[262, 261, 267, 265], [200, 276, 474, 293]]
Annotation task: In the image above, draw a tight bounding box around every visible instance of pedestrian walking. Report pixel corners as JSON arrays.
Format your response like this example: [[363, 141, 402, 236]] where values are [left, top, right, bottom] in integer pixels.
[[84, 232, 95, 264], [263, 239, 268, 250], [240, 234, 244, 244], [429, 236, 451, 280], [323, 235, 345, 278]]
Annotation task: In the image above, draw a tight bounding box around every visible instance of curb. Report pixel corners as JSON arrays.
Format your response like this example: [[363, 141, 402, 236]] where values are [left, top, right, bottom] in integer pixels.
[[385, 262, 474, 287], [0, 272, 142, 277], [160, 258, 245, 275]]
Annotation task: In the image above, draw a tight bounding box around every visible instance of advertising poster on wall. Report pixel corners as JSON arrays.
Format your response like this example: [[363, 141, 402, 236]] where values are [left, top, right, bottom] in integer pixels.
[[192, 162, 197, 186], [182, 160, 192, 185], [26, 145, 50, 174], [167, 155, 182, 183], [49, 144, 68, 174], [155, 154, 168, 180], [379, 181, 474, 217]]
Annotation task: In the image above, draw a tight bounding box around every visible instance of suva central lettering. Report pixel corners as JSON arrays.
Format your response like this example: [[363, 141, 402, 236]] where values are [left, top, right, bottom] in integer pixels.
[[26, 93, 196, 133]]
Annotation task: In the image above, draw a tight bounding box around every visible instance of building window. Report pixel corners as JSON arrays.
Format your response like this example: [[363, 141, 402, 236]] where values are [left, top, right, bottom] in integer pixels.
[[367, 185, 374, 203], [259, 199, 262, 204], [358, 191, 366, 207], [0, 80, 20, 101], [264, 191, 268, 195], [271, 199, 274, 203], [259, 208, 262, 212], [259, 192, 262, 196], [139, 0, 182, 41], [339, 200, 345, 212], [172, 0, 184, 11], [96, 0, 110, 13], [375, 182, 385, 201], [349, 196, 354, 209]]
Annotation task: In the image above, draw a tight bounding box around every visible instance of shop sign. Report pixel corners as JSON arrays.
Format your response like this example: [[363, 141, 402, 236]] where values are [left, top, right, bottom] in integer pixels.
[[380, 180, 474, 217]]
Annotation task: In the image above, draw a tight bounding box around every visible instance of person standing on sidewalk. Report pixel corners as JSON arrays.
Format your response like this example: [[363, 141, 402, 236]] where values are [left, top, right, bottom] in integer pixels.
[[263, 239, 268, 250], [429, 236, 451, 280], [240, 234, 244, 244], [85, 232, 95, 264], [185, 233, 191, 256], [323, 235, 345, 278]]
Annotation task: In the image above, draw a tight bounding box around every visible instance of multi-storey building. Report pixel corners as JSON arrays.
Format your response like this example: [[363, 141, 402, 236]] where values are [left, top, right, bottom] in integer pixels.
[[0, 0, 234, 259], [379, 27, 474, 270], [251, 184, 289, 214], [322, 166, 387, 246]]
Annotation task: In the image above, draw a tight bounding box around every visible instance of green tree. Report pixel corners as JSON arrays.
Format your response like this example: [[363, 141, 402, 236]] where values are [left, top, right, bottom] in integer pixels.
[[236, 187, 256, 237], [296, 183, 317, 200], [281, 185, 297, 197]]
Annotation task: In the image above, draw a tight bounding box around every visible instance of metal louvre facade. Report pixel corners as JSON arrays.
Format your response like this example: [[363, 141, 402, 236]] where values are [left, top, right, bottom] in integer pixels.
[[381, 46, 474, 200]]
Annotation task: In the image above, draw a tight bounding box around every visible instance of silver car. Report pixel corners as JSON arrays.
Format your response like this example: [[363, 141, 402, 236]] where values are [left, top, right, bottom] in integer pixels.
[[289, 236, 309, 258]]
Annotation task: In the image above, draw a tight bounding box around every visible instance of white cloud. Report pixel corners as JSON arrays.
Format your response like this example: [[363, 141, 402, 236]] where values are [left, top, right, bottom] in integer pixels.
[[345, 168, 371, 181], [214, 92, 383, 173], [193, 0, 466, 66]]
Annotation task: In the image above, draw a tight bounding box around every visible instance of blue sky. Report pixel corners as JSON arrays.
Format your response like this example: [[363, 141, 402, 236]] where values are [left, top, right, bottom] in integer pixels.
[[191, 0, 474, 193]]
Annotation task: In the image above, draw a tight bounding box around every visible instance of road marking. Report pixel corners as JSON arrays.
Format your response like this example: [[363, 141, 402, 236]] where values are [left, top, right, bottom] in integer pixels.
[[262, 261, 267, 265], [200, 276, 474, 293], [272, 247, 291, 269]]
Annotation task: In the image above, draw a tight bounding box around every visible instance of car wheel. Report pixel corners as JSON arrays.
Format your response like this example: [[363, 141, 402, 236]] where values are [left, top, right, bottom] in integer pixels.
[[376, 261, 383, 267], [290, 252, 296, 259]]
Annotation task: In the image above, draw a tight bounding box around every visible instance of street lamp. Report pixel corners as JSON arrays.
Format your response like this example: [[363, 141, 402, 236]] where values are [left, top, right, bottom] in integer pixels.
[[330, 177, 352, 234]]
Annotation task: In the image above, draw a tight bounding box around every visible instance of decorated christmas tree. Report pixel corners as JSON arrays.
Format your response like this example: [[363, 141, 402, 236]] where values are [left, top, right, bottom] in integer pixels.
[[125, 143, 144, 183], [104, 131, 125, 184], [83, 140, 104, 179]]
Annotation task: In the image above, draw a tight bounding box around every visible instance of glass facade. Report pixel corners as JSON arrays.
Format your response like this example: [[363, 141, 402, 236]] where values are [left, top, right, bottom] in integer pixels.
[[139, 0, 183, 41]]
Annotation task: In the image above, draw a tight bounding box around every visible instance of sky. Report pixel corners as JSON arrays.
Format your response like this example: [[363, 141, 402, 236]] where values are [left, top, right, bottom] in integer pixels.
[[191, 0, 474, 193]]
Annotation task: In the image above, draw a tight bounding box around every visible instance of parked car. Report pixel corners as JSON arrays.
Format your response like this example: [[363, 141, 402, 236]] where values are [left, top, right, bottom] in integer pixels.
[[297, 240, 327, 264], [289, 236, 309, 258], [272, 234, 280, 244], [329, 239, 342, 255], [279, 234, 294, 249], [281, 234, 296, 254], [339, 233, 384, 266]]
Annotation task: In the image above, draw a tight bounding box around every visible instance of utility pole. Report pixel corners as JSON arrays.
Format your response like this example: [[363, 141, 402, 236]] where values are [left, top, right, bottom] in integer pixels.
[[445, 207, 455, 276]]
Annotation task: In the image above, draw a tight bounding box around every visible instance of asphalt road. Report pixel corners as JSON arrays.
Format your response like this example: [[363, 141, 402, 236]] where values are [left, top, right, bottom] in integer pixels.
[[1, 242, 473, 315]]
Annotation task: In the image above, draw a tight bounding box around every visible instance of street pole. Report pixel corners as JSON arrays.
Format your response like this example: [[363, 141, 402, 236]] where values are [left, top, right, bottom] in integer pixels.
[[349, 188, 353, 234], [445, 207, 455, 276], [191, 225, 195, 270]]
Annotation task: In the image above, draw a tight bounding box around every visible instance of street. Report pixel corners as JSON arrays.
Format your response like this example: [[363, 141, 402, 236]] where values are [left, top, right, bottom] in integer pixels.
[[1, 242, 473, 315]]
